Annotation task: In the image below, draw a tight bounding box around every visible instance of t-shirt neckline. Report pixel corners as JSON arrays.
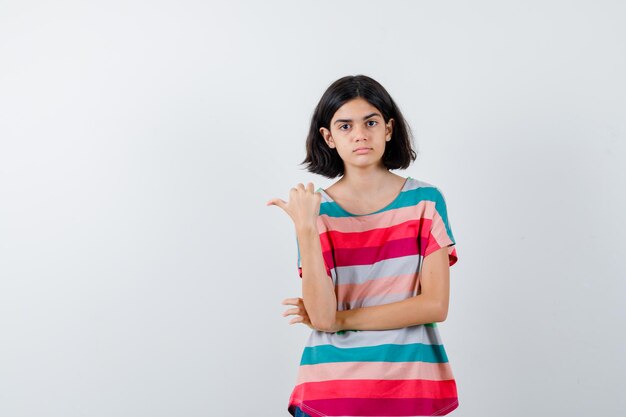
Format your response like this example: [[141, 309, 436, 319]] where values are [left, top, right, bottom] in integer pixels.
[[318, 176, 412, 217]]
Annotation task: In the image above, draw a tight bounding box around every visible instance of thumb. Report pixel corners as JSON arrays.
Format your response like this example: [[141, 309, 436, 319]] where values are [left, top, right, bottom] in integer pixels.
[[266, 198, 288, 211]]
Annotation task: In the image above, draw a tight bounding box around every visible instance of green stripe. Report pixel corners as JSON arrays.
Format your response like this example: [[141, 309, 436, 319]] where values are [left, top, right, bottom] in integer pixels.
[[300, 342, 449, 365]]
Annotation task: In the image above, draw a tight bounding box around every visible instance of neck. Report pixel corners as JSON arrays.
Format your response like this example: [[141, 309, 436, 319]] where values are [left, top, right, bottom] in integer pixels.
[[338, 168, 398, 197]]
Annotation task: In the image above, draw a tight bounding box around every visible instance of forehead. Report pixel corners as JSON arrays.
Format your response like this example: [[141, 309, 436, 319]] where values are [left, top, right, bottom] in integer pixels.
[[331, 97, 381, 121]]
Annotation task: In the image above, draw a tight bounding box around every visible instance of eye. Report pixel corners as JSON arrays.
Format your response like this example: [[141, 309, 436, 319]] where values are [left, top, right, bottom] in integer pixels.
[[339, 123, 350, 130], [367, 120, 378, 127]]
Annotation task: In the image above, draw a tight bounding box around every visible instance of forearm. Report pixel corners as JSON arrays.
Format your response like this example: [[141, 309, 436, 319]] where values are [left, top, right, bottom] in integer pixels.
[[297, 226, 337, 331], [335, 294, 445, 331]]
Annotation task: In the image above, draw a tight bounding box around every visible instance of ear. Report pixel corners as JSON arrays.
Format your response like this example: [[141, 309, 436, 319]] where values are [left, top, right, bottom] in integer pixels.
[[319, 127, 335, 148], [386, 118, 395, 139]]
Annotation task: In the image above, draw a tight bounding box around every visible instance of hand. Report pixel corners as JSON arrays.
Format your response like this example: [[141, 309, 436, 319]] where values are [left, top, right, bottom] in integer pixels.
[[281, 297, 315, 330], [266, 182, 321, 231], [281, 297, 343, 333]]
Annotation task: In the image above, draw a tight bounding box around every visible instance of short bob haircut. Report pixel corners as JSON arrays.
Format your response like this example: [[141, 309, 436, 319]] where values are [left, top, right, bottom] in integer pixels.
[[301, 74, 417, 178]]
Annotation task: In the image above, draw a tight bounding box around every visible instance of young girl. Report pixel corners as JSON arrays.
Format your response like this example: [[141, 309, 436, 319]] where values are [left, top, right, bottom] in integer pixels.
[[267, 75, 459, 417]]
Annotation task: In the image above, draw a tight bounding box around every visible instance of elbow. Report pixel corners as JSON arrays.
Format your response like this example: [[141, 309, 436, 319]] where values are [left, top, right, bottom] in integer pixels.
[[310, 311, 337, 333], [436, 309, 448, 323], [435, 301, 449, 322]]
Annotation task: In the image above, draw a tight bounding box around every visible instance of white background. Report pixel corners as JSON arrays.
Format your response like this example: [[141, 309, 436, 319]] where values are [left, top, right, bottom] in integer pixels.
[[1, 1, 625, 416]]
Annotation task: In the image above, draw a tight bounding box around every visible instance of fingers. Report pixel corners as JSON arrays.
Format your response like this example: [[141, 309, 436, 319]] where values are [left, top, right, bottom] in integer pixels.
[[281, 307, 300, 317], [266, 181, 315, 206], [291, 182, 315, 192], [281, 298, 308, 326]]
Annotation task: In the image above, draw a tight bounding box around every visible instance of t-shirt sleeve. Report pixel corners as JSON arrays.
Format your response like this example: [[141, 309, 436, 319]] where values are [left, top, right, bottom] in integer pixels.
[[424, 187, 458, 267], [296, 234, 303, 278], [295, 232, 333, 279]]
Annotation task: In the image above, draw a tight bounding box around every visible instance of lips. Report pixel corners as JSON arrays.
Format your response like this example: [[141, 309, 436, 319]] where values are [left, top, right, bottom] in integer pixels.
[[354, 147, 372, 152]]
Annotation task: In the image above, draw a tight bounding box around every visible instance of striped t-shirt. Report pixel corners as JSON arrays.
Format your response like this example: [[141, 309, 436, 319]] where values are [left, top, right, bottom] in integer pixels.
[[288, 176, 459, 417]]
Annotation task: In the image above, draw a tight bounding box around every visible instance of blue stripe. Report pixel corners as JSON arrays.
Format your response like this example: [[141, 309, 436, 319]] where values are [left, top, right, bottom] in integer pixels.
[[300, 342, 449, 365]]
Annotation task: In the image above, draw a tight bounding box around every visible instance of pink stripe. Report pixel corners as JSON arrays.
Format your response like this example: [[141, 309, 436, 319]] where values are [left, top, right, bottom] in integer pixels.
[[425, 210, 453, 255], [321, 201, 437, 233], [336, 273, 417, 306], [296, 361, 455, 384], [424, 209, 457, 266]]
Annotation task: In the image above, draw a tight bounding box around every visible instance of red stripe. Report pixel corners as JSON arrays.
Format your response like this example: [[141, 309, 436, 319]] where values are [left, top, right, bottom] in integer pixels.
[[335, 235, 428, 268], [320, 220, 433, 269], [291, 378, 457, 401], [324, 218, 431, 249]]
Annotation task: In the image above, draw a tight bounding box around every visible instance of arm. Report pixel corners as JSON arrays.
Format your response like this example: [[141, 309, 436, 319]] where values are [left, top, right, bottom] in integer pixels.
[[334, 246, 451, 331], [297, 225, 338, 332]]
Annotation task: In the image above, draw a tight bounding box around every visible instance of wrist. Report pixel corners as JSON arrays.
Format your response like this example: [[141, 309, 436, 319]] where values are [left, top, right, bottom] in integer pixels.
[[296, 224, 318, 236]]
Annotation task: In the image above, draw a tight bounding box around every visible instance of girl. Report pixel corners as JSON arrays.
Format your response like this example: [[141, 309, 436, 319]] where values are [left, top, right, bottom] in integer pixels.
[[266, 75, 459, 417]]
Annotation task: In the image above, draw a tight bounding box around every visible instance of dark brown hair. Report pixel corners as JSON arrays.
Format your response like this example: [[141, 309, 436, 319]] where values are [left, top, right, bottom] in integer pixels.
[[300, 74, 417, 178]]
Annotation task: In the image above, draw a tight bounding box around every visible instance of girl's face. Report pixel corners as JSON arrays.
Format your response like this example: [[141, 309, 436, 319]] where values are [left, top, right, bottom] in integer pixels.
[[319, 97, 394, 171]]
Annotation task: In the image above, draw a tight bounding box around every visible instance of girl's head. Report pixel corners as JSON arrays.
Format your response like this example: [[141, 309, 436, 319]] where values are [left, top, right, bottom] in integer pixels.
[[301, 74, 417, 178]]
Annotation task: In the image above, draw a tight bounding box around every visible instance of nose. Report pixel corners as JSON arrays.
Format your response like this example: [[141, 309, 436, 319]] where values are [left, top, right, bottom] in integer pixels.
[[352, 124, 368, 142]]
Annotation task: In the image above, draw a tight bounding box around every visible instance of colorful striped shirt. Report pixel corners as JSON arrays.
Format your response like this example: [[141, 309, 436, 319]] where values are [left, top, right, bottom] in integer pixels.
[[288, 176, 459, 417]]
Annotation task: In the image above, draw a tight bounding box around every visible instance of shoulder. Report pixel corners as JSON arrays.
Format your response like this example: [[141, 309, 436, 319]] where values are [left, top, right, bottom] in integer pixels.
[[403, 179, 453, 224], [405, 177, 445, 199]]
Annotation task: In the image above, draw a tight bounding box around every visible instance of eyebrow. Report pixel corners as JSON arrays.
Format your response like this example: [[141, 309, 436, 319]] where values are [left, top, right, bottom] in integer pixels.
[[334, 112, 382, 125]]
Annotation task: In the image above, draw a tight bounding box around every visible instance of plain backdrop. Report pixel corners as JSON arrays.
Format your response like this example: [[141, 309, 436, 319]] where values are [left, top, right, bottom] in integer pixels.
[[1, 1, 625, 416]]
